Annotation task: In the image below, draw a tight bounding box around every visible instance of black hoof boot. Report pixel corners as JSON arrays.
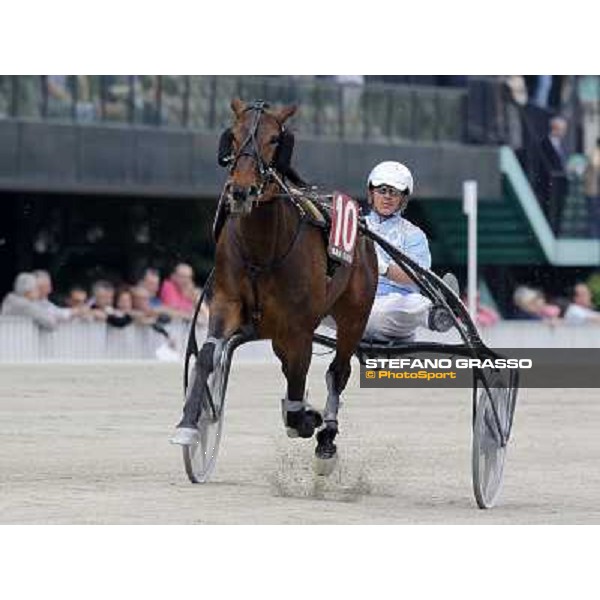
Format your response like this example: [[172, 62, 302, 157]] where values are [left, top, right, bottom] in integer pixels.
[[286, 408, 323, 439], [315, 425, 338, 460], [314, 425, 338, 476]]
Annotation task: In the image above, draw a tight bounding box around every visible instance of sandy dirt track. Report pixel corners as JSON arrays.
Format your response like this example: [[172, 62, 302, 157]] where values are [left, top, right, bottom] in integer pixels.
[[1, 360, 600, 524]]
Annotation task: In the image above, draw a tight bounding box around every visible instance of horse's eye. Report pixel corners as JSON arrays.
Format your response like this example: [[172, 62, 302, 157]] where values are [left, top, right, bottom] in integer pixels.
[[269, 135, 280, 144]]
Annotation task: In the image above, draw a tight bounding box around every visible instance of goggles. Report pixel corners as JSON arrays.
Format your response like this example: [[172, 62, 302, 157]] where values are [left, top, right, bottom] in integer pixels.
[[373, 185, 407, 199]]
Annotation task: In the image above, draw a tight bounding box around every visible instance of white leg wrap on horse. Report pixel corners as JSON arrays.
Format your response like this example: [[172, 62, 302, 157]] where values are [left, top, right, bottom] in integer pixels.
[[285, 399, 304, 412], [205, 336, 224, 369], [323, 371, 339, 424]]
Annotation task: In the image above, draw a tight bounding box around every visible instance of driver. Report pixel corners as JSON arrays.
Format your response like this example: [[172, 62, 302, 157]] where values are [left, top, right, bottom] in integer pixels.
[[363, 161, 453, 341]]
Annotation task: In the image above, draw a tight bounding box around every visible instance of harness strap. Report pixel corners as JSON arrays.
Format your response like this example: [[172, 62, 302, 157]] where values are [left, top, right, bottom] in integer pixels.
[[246, 265, 263, 330], [236, 211, 306, 334]]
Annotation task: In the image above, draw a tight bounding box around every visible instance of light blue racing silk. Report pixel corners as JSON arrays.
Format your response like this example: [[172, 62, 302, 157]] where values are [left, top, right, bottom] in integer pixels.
[[365, 210, 431, 297]]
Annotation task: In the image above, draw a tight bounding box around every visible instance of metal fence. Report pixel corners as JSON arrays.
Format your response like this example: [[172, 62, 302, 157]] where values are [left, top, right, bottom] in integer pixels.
[[0, 76, 467, 143]]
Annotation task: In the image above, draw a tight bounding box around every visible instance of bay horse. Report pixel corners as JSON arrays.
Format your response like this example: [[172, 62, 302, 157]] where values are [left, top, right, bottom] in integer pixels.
[[172, 98, 378, 471]]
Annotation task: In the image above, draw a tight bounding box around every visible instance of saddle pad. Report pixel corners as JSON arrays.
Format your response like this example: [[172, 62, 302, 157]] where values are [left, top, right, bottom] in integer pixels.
[[328, 191, 359, 266], [295, 194, 327, 226]]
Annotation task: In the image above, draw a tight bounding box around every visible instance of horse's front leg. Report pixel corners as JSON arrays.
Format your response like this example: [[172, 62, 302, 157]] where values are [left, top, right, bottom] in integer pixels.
[[172, 298, 242, 445], [273, 333, 322, 439]]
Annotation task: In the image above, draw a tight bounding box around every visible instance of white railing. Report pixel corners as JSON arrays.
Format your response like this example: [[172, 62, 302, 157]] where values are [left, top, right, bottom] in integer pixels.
[[0, 317, 201, 362], [2, 317, 600, 363], [416, 321, 600, 348]]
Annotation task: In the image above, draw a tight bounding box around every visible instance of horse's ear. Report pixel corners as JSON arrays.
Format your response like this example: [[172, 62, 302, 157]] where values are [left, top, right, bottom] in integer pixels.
[[231, 98, 246, 118], [276, 104, 297, 123]]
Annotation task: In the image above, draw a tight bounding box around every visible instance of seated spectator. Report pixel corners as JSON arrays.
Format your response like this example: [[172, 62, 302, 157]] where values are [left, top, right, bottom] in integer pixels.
[[159, 263, 197, 319], [34, 269, 83, 322], [1, 272, 58, 330], [512, 285, 561, 322], [564, 283, 600, 324]]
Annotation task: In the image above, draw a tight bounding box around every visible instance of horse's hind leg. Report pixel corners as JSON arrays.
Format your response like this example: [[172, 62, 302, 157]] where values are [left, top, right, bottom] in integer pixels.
[[315, 349, 352, 467], [316, 272, 376, 469]]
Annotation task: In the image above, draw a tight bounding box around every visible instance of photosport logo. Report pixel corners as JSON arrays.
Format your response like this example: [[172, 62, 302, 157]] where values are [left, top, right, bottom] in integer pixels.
[[359, 349, 600, 389]]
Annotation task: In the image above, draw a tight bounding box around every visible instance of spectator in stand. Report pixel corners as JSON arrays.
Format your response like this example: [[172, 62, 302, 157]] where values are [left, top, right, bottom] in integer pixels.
[[542, 116, 569, 168], [65, 285, 88, 310], [1, 272, 58, 330], [501, 76, 526, 148], [89, 280, 116, 322], [578, 77, 600, 158], [159, 263, 197, 320], [34, 270, 83, 322], [46, 75, 72, 118], [539, 116, 569, 227], [107, 287, 137, 328], [462, 292, 501, 327], [132, 285, 179, 349], [512, 285, 561, 322], [132, 285, 156, 318], [564, 283, 600, 324], [585, 138, 600, 199], [137, 267, 162, 308], [531, 75, 553, 109]]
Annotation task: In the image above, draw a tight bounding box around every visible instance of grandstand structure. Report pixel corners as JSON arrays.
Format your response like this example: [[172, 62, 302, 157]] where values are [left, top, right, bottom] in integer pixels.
[[1, 75, 599, 314]]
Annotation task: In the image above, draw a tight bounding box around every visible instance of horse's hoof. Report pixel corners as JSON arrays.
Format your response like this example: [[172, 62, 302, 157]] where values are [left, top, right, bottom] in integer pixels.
[[313, 452, 338, 477], [286, 409, 322, 439], [170, 427, 199, 446], [307, 408, 323, 429], [285, 427, 299, 439]]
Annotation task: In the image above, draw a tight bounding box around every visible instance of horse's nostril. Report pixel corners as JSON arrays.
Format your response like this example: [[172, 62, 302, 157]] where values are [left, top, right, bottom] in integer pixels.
[[232, 188, 247, 202]]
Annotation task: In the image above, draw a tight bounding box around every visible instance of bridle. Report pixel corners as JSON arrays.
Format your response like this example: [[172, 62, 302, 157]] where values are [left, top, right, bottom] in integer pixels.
[[225, 101, 306, 332], [229, 100, 283, 200]]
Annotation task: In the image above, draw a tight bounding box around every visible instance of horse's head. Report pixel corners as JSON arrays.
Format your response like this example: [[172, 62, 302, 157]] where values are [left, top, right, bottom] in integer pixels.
[[227, 98, 297, 213]]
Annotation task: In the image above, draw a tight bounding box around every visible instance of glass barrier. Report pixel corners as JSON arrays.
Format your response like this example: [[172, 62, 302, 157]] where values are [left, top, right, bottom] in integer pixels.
[[0, 76, 12, 117], [1, 75, 468, 143]]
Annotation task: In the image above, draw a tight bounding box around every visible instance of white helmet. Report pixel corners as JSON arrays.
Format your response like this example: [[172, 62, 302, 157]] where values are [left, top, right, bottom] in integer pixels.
[[367, 161, 414, 195]]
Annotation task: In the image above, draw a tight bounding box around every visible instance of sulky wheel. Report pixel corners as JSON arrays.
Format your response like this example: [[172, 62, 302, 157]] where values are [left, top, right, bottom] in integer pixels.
[[182, 342, 233, 484], [472, 369, 518, 509]]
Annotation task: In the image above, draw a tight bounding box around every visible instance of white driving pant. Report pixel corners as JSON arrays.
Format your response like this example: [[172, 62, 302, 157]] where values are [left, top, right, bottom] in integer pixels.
[[363, 292, 431, 341]]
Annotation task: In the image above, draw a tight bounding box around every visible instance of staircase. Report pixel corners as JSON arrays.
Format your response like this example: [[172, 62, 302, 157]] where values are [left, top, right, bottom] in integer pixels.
[[421, 177, 546, 266]]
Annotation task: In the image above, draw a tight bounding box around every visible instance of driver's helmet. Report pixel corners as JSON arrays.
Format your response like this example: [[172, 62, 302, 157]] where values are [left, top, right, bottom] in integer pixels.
[[367, 161, 414, 195]]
